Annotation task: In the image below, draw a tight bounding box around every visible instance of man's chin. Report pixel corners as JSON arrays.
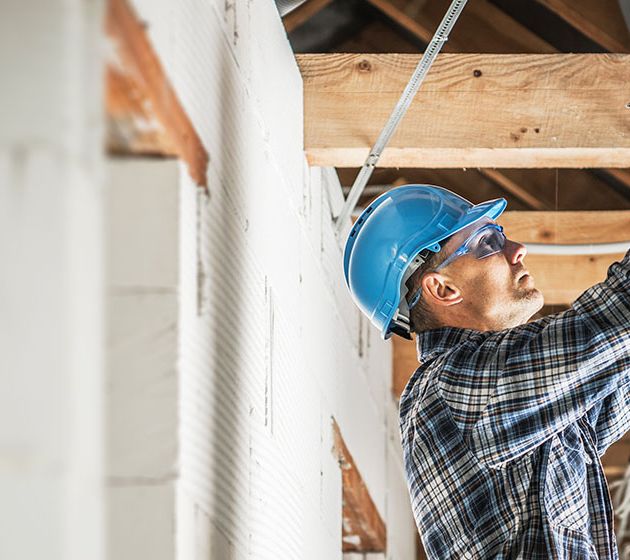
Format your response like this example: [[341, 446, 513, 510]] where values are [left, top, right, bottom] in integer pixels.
[[523, 288, 545, 320]]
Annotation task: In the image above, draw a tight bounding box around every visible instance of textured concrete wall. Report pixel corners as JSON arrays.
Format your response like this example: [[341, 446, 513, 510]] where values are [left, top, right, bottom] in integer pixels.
[[105, 0, 418, 557], [0, 1, 105, 559]]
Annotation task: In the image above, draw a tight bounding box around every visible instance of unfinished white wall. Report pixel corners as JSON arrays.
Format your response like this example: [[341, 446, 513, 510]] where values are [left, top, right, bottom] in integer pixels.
[[0, 1, 105, 559], [104, 0, 418, 558], [106, 159, 181, 560]]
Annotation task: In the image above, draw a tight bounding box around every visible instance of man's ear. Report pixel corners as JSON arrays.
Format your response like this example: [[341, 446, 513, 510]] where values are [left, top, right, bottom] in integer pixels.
[[421, 272, 463, 307]]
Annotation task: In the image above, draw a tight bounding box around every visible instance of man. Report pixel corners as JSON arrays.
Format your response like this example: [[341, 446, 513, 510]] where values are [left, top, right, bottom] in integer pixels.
[[343, 184, 629, 559]]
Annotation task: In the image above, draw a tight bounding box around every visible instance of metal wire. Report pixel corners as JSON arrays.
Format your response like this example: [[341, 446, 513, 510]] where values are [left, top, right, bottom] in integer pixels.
[[334, 0, 469, 234]]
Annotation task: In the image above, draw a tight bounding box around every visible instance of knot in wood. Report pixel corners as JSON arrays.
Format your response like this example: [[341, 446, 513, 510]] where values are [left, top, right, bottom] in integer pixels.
[[358, 59, 372, 73]]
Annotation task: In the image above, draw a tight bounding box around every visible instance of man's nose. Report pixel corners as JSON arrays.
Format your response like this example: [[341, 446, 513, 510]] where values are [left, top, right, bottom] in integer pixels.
[[505, 239, 527, 265]]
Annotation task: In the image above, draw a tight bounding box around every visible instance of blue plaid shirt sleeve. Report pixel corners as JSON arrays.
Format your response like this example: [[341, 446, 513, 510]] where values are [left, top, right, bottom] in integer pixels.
[[586, 385, 630, 456], [446, 251, 630, 468]]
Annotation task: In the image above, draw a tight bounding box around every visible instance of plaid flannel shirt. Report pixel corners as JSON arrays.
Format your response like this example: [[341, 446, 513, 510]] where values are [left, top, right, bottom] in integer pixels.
[[399, 249, 630, 559]]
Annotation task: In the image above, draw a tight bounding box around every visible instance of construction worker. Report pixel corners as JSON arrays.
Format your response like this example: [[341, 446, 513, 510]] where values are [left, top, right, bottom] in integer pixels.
[[344, 185, 629, 559]]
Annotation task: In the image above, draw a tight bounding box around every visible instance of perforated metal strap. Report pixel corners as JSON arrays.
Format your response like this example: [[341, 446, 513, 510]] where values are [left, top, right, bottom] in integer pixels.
[[335, 0, 469, 234]]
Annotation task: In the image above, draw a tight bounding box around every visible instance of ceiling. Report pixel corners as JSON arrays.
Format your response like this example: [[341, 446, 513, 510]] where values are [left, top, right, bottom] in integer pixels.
[[282, 0, 630, 213]]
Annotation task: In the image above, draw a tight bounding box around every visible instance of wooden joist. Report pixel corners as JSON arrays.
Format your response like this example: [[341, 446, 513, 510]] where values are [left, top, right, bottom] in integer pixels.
[[283, 0, 334, 33], [332, 420, 387, 553], [298, 53, 630, 168], [498, 210, 630, 244], [478, 169, 548, 210], [106, 0, 208, 186], [535, 0, 630, 53], [368, 0, 556, 54], [391, 210, 630, 398], [362, 0, 552, 208]]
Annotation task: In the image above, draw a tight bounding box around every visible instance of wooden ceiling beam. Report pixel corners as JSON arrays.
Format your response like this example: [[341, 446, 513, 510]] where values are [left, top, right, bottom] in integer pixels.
[[603, 168, 630, 197], [535, 0, 630, 53], [360, 1, 628, 205], [498, 210, 630, 243], [298, 53, 630, 168], [478, 169, 548, 210], [363, 0, 551, 207], [379, 0, 556, 54], [106, 0, 208, 187], [283, 0, 334, 33], [365, 0, 433, 43]]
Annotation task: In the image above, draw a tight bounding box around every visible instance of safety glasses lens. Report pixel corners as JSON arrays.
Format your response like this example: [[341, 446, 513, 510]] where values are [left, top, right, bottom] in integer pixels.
[[470, 227, 505, 259]]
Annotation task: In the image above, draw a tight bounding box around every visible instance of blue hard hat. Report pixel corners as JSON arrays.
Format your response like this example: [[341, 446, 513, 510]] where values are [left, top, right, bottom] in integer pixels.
[[343, 184, 507, 340]]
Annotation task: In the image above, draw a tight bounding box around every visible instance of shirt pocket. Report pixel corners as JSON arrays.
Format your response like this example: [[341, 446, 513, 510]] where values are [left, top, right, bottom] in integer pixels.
[[544, 427, 590, 532]]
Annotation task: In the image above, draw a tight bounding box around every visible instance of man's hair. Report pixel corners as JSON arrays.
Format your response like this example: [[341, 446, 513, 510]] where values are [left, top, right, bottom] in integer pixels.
[[404, 236, 453, 334]]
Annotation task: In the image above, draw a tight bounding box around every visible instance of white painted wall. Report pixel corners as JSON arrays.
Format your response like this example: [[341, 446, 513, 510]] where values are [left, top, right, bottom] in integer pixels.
[[0, 1, 105, 559], [105, 159, 181, 560], [0, 0, 417, 557], [106, 0, 417, 557]]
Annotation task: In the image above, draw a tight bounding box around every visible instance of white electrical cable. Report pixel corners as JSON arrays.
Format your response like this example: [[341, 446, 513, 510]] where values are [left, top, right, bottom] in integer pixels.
[[524, 241, 630, 255], [351, 204, 630, 255], [334, 0, 469, 234]]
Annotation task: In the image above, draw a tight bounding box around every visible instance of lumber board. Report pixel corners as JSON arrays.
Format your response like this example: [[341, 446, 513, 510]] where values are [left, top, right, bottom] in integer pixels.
[[106, 0, 208, 186], [524, 253, 624, 304], [356, 0, 553, 208], [479, 169, 548, 210], [283, 0, 334, 33], [332, 420, 387, 553], [386, 0, 556, 54], [536, 0, 630, 53], [298, 53, 630, 168], [106, 66, 178, 157], [498, 210, 630, 243]]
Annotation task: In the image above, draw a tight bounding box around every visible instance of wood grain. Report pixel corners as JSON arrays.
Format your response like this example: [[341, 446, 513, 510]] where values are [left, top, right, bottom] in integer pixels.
[[283, 0, 334, 33], [298, 53, 630, 168], [380, 0, 556, 54], [106, 0, 208, 186], [498, 210, 630, 243], [536, 0, 630, 53], [332, 419, 387, 553]]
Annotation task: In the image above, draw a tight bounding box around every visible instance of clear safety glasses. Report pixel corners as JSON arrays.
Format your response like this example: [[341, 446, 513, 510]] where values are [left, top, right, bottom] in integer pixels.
[[435, 223, 506, 271], [407, 223, 506, 310]]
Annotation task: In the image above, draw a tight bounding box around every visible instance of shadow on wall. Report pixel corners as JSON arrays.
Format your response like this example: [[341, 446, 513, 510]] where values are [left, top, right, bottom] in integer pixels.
[[194, 32, 249, 557]]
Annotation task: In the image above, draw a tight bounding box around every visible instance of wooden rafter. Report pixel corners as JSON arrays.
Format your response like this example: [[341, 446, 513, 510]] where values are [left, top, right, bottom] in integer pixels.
[[371, 0, 556, 54], [332, 419, 387, 553], [499, 210, 630, 243], [365, 0, 433, 43], [535, 0, 630, 53], [603, 168, 630, 197], [363, 0, 551, 208], [298, 53, 630, 168], [478, 169, 548, 210], [283, 0, 334, 33], [106, 0, 208, 186], [359, 0, 629, 205]]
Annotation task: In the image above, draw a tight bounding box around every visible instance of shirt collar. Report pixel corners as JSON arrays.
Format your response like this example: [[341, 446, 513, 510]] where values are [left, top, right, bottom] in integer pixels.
[[415, 326, 482, 362]]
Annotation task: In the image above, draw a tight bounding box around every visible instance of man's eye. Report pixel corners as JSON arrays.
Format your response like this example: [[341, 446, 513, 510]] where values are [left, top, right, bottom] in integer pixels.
[[477, 234, 492, 247]]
